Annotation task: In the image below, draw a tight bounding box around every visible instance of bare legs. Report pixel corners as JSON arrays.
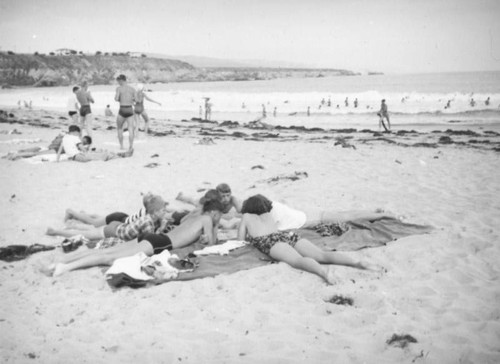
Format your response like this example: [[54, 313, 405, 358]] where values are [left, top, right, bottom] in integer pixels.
[[46, 226, 104, 240], [141, 111, 150, 136], [64, 208, 106, 227], [80, 114, 93, 137], [269, 239, 377, 285], [50, 240, 154, 276], [117, 115, 134, 150], [175, 192, 199, 206]]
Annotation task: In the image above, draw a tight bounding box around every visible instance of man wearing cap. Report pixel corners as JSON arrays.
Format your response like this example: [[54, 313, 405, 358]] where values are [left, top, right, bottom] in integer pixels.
[[115, 74, 136, 150]]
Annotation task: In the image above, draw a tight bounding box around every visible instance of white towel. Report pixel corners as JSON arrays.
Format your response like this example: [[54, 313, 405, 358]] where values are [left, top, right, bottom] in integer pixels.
[[106, 251, 179, 281], [193, 240, 247, 256]]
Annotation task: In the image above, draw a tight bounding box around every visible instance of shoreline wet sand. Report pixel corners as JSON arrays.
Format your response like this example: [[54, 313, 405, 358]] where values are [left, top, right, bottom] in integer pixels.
[[1, 107, 499, 363]]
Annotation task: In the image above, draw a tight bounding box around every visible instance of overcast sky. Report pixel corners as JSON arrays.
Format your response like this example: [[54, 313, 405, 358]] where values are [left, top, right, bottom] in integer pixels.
[[1, 0, 499, 73]]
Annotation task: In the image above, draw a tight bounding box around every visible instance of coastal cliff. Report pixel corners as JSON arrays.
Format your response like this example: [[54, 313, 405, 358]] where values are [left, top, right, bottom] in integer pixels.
[[0, 52, 359, 87]]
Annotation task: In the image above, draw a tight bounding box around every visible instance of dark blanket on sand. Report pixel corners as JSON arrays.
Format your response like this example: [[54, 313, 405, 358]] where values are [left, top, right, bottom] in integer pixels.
[[0, 244, 55, 262], [162, 217, 433, 283]]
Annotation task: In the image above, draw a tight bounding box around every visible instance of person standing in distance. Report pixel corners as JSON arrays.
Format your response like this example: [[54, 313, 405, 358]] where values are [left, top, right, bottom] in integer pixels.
[[378, 99, 391, 132], [114, 74, 136, 150], [75, 82, 95, 136]]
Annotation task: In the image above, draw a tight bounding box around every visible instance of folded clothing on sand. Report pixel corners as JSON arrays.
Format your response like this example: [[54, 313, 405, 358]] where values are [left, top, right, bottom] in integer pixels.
[[106, 251, 196, 289], [193, 240, 247, 256]]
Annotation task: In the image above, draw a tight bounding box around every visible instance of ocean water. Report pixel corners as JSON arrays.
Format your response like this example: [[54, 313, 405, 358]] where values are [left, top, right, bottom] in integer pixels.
[[1, 71, 499, 130]]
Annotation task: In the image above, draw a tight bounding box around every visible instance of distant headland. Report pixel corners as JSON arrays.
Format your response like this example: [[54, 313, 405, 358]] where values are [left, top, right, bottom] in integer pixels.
[[0, 50, 377, 87]]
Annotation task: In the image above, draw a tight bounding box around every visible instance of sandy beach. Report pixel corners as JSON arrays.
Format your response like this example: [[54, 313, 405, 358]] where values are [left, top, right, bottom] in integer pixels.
[[1, 107, 499, 363]]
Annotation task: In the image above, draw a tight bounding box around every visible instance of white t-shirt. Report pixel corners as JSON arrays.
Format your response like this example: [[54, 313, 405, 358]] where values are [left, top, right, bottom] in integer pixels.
[[270, 201, 307, 230], [67, 95, 79, 112], [61, 134, 81, 157]]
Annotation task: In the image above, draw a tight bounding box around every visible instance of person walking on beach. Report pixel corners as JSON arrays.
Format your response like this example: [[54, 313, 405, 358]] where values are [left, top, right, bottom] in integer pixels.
[[237, 195, 378, 285], [104, 104, 114, 123], [115, 74, 136, 150], [66, 86, 80, 123], [378, 99, 391, 132], [75, 82, 94, 136], [134, 84, 162, 136]]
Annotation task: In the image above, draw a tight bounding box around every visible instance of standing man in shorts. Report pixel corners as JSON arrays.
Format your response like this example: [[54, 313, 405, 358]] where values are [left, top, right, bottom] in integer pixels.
[[115, 74, 136, 150], [75, 82, 94, 136], [66, 86, 80, 123]]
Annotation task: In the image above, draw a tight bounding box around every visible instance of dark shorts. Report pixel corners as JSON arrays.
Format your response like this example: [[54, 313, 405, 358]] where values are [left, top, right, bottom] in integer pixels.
[[119, 106, 134, 118], [134, 103, 144, 114], [105, 212, 129, 225], [171, 210, 190, 225], [140, 233, 173, 254], [68, 111, 77, 117], [79, 105, 92, 117]]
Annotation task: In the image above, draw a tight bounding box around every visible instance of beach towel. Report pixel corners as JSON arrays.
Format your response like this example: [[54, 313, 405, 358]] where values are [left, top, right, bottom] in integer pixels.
[[22, 154, 69, 164], [161, 217, 433, 283]]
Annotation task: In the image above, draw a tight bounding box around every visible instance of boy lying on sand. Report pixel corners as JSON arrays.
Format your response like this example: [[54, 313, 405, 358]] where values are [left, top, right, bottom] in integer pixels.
[[62, 192, 182, 229], [46, 201, 223, 277], [46, 200, 224, 276], [238, 194, 381, 285], [47, 195, 168, 241]]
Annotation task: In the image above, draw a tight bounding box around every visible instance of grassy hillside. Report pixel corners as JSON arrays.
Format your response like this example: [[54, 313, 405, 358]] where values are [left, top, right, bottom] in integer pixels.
[[0, 53, 195, 87], [0, 52, 360, 87]]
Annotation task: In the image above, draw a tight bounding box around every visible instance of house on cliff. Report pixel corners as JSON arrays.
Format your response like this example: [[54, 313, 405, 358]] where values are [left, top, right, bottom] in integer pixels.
[[54, 48, 77, 56]]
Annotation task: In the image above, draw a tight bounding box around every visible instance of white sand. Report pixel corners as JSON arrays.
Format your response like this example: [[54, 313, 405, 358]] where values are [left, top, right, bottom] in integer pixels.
[[0, 110, 499, 363]]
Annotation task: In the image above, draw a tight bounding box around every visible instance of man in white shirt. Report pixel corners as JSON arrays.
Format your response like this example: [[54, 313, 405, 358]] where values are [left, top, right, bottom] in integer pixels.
[[57, 125, 83, 161]]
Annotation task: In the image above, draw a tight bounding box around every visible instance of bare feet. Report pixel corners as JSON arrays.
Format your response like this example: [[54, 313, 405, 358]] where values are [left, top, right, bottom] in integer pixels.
[[39, 263, 56, 277], [52, 263, 68, 277], [357, 260, 385, 272], [64, 209, 74, 222], [46, 227, 56, 236], [325, 266, 339, 285]]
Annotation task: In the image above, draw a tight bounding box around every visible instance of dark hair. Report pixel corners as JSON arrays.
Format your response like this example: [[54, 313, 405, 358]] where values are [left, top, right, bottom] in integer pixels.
[[241, 194, 273, 215], [116, 74, 126, 81], [199, 189, 221, 204], [68, 125, 81, 133], [72, 86, 79, 92], [202, 199, 224, 213], [216, 183, 231, 194], [82, 135, 92, 145]]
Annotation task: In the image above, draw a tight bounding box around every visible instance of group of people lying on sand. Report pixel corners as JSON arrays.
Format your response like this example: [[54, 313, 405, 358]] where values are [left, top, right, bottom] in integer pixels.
[[3, 125, 133, 162], [45, 183, 390, 283]]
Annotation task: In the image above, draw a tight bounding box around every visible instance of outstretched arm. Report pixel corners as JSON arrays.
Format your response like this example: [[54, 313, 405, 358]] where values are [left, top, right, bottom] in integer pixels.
[[143, 93, 161, 106], [56, 142, 64, 162], [231, 196, 243, 214], [237, 215, 248, 241], [201, 217, 217, 245]]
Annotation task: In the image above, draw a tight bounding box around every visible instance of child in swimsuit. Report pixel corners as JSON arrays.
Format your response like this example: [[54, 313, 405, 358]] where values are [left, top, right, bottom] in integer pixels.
[[237, 194, 378, 285]]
